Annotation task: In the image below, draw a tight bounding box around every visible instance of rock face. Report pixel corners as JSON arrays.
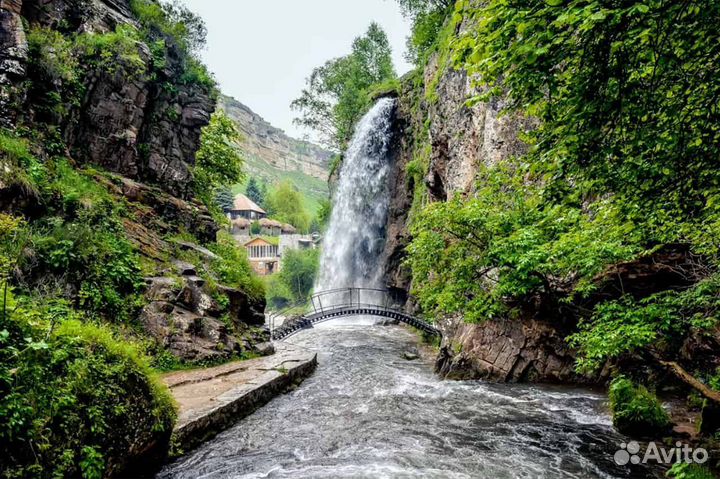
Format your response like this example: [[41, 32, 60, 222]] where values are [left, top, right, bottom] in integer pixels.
[[140, 266, 268, 363], [382, 20, 569, 383], [12, 0, 215, 198], [0, 0, 27, 128], [434, 315, 594, 383], [220, 94, 331, 181]]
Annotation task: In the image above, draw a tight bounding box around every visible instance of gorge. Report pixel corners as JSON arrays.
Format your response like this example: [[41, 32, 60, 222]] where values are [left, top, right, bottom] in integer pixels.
[[1, 0, 720, 478]]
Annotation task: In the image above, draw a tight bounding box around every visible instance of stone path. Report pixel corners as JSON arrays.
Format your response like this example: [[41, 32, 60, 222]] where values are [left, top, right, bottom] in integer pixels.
[[163, 342, 317, 452]]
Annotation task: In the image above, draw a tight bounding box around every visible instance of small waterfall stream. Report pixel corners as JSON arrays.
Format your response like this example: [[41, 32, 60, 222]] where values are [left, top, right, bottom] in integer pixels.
[[315, 98, 395, 294]]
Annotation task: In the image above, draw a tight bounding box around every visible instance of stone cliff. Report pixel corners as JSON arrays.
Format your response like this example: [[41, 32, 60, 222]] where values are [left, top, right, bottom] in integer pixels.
[[220, 94, 331, 181], [1, 0, 214, 199], [0, 0, 269, 363], [382, 20, 589, 384]]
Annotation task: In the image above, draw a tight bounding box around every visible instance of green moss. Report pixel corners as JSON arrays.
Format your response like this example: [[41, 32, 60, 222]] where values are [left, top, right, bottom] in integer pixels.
[[608, 377, 672, 437]]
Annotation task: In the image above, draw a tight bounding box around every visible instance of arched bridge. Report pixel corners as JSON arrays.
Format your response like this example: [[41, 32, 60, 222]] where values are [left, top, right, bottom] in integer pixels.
[[269, 288, 441, 341]]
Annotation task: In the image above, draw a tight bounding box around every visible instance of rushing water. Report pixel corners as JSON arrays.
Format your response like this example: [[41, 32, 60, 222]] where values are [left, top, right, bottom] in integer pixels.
[[315, 98, 395, 293], [158, 99, 660, 478], [158, 323, 658, 478]]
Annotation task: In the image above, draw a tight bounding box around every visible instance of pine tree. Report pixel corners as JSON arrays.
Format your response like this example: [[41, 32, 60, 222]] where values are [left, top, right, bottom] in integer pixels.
[[215, 186, 234, 212], [246, 177, 262, 204]]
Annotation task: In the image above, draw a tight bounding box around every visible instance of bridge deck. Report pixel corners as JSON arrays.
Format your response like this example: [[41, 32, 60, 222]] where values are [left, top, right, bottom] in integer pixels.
[[270, 289, 440, 341]]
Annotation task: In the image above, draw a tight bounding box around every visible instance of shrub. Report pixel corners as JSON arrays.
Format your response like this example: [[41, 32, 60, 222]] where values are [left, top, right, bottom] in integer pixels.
[[277, 248, 320, 305], [0, 130, 48, 195], [667, 463, 716, 479], [74, 25, 146, 77], [208, 232, 265, 300], [0, 312, 175, 479], [608, 377, 672, 437]]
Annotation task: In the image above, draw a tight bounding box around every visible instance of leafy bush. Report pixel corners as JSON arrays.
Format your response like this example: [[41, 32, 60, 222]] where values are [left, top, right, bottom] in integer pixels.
[[277, 248, 320, 305], [667, 463, 716, 479], [407, 163, 639, 322], [0, 130, 48, 195], [608, 377, 672, 437], [570, 276, 720, 373], [0, 309, 175, 479], [74, 25, 146, 77], [208, 232, 265, 300]]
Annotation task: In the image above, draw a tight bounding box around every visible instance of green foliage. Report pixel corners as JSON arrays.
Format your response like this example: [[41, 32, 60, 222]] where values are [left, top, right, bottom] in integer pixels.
[[407, 163, 638, 322], [264, 273, 294, 310], [214, 185, 234, 212], [74, 25, 146, 77], [292, 23, 396, 151], [130, 0, 215, 90], [245, 177, 265, 207], [265, 181, 312, 233], [396, 0, 454, 65], [328, 154, 342, 179], [0, 310, 175, 479], [667, 463, 716, 479], [208, 232, 265, 300], [570, 276, 720, 373], [194, 111, 245, 213], [0, 130, 48, 195], [406, 0, 720, 373], [608, 377, 671, 437], [267, 248, 320, 308], [454, 0, 720, 238], [315, 199, 332, 232], [130, 0, 207, 55]]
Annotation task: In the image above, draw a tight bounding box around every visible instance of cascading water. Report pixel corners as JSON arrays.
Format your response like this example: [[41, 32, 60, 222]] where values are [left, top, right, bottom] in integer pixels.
[[157, 97, 659, 479], [315, 98, 396, 294]]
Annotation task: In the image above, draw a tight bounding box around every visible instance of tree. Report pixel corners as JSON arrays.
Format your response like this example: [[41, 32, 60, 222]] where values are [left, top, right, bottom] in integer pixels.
[[194, 110, 245, 208], [278, 248, 319, 304], [396, 0, 454, 65], [245, 177, 264, 206], [214, 186, 234, 213], [265, 181, 311, 233], [291, 23, 396, 151]]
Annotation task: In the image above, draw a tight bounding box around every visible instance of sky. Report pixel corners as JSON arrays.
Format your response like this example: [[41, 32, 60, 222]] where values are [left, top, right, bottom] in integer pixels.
[[181, 0, 413, 142]]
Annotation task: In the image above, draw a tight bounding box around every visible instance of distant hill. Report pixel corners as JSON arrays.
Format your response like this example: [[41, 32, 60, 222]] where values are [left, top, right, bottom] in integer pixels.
[[220, 95, 332, 213]]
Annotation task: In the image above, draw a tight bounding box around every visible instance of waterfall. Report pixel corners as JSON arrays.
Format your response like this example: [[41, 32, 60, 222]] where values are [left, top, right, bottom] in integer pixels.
[[315, 98, 396, 297]]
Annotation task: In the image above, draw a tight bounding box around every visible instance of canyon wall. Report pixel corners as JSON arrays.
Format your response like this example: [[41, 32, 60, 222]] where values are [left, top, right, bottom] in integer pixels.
[[382, 21, 590, 384]]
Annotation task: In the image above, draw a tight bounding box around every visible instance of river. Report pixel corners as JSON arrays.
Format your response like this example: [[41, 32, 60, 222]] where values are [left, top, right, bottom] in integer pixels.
[[157, 321, 658, 478]]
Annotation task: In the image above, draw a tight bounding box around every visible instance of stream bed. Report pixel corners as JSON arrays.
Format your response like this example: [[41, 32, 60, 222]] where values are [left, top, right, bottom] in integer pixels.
[[158, 322, 659, 478]]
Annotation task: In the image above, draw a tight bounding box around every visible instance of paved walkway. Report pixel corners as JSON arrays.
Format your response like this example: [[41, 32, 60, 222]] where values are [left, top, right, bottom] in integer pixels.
[[163, 342, 317, 451]]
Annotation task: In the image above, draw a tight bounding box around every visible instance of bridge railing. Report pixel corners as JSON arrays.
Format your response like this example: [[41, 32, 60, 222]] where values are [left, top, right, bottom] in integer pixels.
[[309, 287, 399, 314], [268, 287, 403, 334]]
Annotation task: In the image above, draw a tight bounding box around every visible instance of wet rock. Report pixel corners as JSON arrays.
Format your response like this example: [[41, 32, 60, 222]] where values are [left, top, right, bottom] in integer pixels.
[[435, 315, 598, 384], [403, 351, 420, 361]]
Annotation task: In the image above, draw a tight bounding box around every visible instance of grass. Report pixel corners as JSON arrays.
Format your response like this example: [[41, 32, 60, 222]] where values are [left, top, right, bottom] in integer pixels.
[[232, 154, 329, 215]]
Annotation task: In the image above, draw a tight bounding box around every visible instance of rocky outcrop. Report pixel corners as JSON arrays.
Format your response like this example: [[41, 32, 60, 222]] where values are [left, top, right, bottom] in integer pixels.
[[220, 94, 331, 181], [0, 0, 27, 128], [382, 19, 563, 383], [15, 0, 215, 198], [140, 263, 268, 363], [434, 315, 596, 383]]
